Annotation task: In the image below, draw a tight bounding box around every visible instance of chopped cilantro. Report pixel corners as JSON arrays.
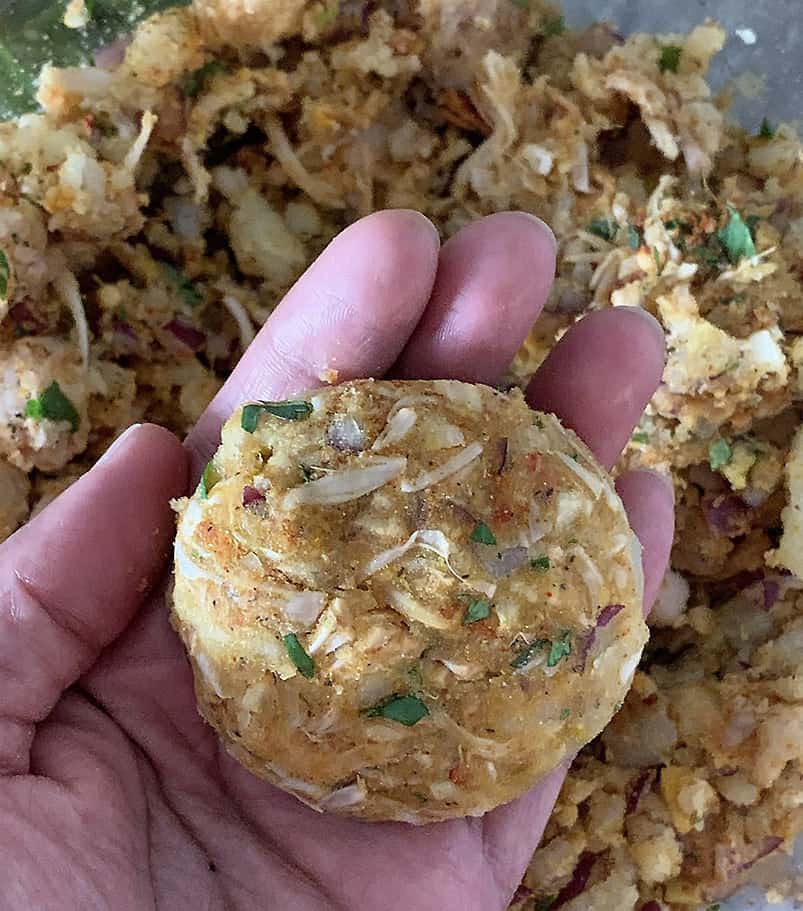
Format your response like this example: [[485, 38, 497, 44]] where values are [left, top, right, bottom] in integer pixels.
[[543, 15, 566, 36], [161, 263, 203, 309], [463, 597, 492, 625], [241, 400, 313, 433], [531, 554, 550, 572], [197, 460, 220, 499], [511, 0, 530, 7], [717, 206, 757, 264], [0, 249, 9, 300], [652, 246, 663, 271], [511, 638, 547, 669], [366, 694, 429, 726], [632, 431, 649, 444], [708, 438, 733, 471], [587, 217, 615, 241], [659, 44, 682, 73], [560, 708, 571, 720], [547, 631, 572, 667], [534, 416, 545, 429], [470, 521, 497, 545], [758, 117, 774, 139], [183, 61, 226, 97], [626, 225, 642, 250], [283, 633, 315, 679], [299, 463, 316, 483], [705, 906, 721, 911], [25, 381, 79, 432], [534, 898, 556, 911]]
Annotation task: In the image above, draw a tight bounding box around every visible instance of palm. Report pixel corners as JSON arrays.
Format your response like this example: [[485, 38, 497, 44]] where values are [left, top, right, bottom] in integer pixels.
[[6, 589, 544, 910], [1, 212, 672, 911]]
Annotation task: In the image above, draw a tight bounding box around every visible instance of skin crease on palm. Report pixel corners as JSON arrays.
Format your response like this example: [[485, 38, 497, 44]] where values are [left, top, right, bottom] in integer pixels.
[[0, 210, 675, 911]]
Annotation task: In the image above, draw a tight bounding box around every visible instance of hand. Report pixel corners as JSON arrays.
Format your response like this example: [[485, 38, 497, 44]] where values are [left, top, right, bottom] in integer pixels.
[[0, 211, 674, 911]]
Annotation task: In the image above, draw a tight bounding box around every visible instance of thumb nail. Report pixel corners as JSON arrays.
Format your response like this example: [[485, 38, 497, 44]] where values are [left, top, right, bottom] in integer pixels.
[[95, 423, 143, 469]]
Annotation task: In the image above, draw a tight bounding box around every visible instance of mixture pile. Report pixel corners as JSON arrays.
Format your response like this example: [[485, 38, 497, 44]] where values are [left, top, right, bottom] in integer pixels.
[[0, 0, 800, 907]]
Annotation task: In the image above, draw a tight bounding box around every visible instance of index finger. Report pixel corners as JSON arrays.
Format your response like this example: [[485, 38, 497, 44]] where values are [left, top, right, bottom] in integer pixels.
[[185, 210, 440, 476]]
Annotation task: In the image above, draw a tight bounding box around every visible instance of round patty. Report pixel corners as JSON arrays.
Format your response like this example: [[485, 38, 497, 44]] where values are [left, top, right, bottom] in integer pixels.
[[171, 379, 646, 823]]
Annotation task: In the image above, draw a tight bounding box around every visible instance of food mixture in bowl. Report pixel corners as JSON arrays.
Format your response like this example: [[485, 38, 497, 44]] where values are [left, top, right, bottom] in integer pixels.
[[1, 0, 801, 906], [171, 379, 645, 822]]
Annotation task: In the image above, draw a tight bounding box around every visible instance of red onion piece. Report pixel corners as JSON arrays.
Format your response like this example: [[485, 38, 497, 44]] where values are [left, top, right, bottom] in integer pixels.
[[625, 768, 655, 815], [242, 486, 266, 509], [510, 884, 532, 903], [737, 836, 783, 873], [576, 605, 626, 670], [326, 416, 365, 452], [761, 579, 781, 611], [93, 37, 131, 70], [639, 903, 663, 911], [164, 317, 206, 351], [480, 546, 529, 579], [598, 603, 625, 627], [9, 301, 46, 334], [492, 437, 508, 475], [551, 853, 597, 909], [703, 494, 751, 538]]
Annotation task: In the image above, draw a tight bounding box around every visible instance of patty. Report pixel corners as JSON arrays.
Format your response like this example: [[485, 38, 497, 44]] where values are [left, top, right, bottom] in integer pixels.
[[171, 379, 646, 822]]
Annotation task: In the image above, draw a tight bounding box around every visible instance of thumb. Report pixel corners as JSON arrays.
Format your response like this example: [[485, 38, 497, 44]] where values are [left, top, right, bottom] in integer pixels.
[[0, 423, 187, 775]]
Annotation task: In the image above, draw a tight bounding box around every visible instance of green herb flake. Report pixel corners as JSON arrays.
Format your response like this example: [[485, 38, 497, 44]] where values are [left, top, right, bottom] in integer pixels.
[[717, 206, 757, 264], [463, 597, 492, 625], [708, 438, 733, 472], [652, 246, 663, 271], [547, 631, 572, 667], [534, 897, 556, 911], [197, 460, 220, 499], [631, 431, 649, 444], [470, 521, 497, 546], [241, 399, 313, 433], [560, 708, 571, 720], [659, 44, 682, 73], [626, 225, 642, 250], [183, 60, 226, 97], [161, 262, 203, 309], [0, 249, 9, 300], [299, 463, 315, 483], [587, 217, 615, 241], [283, 633, 315, 679], [511, 0, 530, 8], [543, 15, 566, 36], [705, 906, 721, 911], [531, 554, 550, 572], [366, 694, 429, 726], [25, 381, 79, 432], [511, 638, 548, 669], [758, 117, 774, 140]]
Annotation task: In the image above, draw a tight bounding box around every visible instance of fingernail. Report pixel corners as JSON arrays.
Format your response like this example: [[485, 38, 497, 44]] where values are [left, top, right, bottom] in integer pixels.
[[96, 423, 142, 468], [616, 306, 666, 345], [509, 211, 558, 256]]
